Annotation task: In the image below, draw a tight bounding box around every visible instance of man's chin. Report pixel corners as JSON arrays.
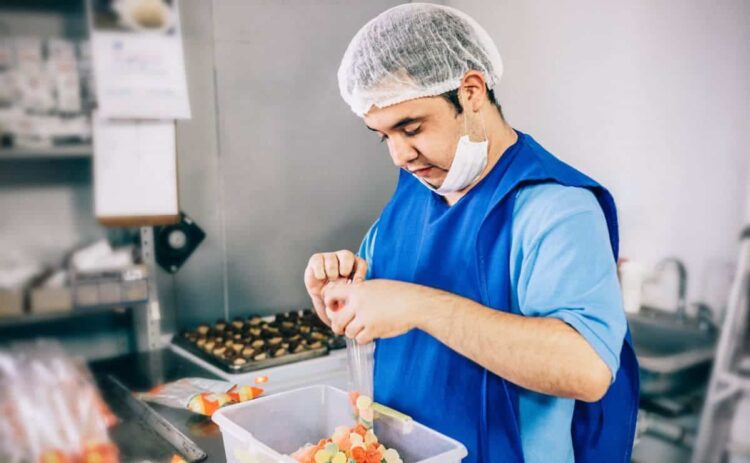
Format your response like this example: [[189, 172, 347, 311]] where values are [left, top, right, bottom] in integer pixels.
[[419, 177, 443, 189], [405, 167, 445, 188]]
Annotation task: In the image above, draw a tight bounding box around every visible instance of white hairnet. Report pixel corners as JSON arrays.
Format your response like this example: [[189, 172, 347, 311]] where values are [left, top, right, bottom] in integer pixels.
[[337, 3, 503, 117]]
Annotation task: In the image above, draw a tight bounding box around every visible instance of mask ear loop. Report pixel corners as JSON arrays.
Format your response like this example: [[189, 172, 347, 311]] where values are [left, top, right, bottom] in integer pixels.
[[461, 89, 489, 143], [479, 110, 488, 143]]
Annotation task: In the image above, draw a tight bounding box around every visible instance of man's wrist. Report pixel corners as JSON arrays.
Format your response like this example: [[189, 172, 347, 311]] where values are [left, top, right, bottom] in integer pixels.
[[413, 286, 456, 335]]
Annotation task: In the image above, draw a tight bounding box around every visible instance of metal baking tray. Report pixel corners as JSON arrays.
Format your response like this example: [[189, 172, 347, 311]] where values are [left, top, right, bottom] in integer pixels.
[[172, 334, 329, 374], [172, 310, 346, 374]]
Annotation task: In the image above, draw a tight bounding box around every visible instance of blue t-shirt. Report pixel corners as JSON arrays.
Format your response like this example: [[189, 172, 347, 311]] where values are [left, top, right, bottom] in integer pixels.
[[358, 183, 626, 463]]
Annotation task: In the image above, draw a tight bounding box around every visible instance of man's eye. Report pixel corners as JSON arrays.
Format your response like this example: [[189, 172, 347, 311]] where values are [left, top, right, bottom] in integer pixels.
[[379, 134, 388, 143], [403, 126, 421, 137]]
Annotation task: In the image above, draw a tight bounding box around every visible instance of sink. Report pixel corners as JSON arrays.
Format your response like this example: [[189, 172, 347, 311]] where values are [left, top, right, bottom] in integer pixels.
[[628, 308, 717, 398]]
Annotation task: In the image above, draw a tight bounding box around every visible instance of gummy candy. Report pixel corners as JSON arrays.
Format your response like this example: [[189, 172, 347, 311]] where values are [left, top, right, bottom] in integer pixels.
[[314, 449, 332, 463], [227, 385, 263, 403], [187, 392, 233, 416], [352, 424, 368, 437], [363, 429, 377, 446], [364, 448, 381, 463], [290, 394, 401, 463], [355, 395, 372, 410], [350, 447, 366, 463], [359, 406, 374, 423], [291, 423, 401, 463], [383, 448, 403, 463]]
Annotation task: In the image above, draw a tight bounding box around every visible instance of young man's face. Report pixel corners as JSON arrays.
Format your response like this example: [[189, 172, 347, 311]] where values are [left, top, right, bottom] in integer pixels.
[[363, 96, 463, 188]]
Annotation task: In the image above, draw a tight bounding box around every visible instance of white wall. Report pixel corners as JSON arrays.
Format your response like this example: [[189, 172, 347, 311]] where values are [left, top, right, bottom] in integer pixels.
[[448, 0, 750, 313]]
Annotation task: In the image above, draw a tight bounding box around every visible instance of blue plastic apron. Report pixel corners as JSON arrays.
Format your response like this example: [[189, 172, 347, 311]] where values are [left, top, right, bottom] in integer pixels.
[[370, 131, 639, 462]]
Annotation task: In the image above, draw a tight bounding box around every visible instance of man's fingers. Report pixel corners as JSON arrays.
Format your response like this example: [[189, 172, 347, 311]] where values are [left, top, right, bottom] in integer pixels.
[[336, 250, 355, 279], [323, 253, 341, 280], [307, 254, 326, 281], [314, 303, 331, 327], [330, 306, 355, 336], [308, 251, 359, 283], [355, 329, 373, 345], [352, 256, 368, 282], [323, 282, 351, 314], [345, 319, 365, 340]]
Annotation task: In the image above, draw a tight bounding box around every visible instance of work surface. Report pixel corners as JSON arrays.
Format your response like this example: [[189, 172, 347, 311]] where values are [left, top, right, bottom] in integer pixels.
[[90, 348, 228, 463]]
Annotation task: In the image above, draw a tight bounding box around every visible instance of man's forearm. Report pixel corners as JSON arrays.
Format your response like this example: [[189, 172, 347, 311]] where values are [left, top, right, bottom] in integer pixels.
[[414, 287, 612, 402]]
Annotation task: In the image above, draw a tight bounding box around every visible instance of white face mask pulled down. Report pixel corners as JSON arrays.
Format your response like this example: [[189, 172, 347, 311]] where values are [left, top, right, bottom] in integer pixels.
[[415, 110, 488, 195]]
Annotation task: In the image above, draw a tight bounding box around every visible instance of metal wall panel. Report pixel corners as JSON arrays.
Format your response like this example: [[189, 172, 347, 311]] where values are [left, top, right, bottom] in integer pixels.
[[172, 0, 400, 326]]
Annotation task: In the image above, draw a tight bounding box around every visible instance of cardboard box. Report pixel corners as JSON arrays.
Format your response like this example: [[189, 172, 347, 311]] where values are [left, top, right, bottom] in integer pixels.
[[0, 289, 24, 317], [73, 284, 99, 307], [30, 287, 73, 314]]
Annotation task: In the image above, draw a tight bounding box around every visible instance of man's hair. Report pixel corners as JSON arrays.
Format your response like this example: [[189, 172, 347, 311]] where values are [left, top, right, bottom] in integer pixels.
[[440, 86, 504, 120]]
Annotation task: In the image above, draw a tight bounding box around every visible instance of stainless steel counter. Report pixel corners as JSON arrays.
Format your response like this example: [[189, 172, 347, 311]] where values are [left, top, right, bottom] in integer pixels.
[[90, 346, 348, 463], [90, 348, 228, 463]]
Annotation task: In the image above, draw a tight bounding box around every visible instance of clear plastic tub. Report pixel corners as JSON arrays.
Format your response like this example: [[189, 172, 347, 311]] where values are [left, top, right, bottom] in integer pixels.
[[212, 385, 468, 463]]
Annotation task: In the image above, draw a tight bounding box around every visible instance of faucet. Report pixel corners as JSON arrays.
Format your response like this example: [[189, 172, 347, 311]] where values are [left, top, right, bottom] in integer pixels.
[[694, 302, 718, 333], [655, 257, 688, 322]]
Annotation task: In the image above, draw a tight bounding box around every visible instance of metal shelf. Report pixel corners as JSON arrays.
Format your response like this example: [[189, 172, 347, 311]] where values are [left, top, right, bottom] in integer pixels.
[[0, 0, 85, 13], [0, 304, 134, 329], [0, 145, 92, 160]]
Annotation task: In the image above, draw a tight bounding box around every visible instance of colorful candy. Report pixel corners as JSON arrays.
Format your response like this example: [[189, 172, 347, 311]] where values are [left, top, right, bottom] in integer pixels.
[[227, 385, 264, 403], [37, 442, 119, 463], [291, 416, 400, 462], [81, 442, 119, 463], [290, 393, 403, 463], [348, 390, 360, 415], [349, 432, 364, 449], [352, 394, 375, 428], [314, 449, 332, 463], [383, 448, 403, 463], [141, 377, 265, 416], [187, 392, 233, 416], [291, 424, 403, 463], [355, 395, 372, 410]]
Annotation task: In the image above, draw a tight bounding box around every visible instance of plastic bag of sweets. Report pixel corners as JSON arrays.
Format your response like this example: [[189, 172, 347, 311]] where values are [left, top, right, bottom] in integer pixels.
[[0, 341, 118, 463], [137, 377, 264, 416]]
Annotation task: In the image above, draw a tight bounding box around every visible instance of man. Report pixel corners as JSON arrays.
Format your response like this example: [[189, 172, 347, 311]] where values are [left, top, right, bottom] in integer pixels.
[[303, 4, 638, 462]]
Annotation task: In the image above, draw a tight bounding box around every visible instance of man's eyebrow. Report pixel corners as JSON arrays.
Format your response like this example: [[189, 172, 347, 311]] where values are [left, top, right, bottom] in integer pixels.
[[366, 116, 424, 132]]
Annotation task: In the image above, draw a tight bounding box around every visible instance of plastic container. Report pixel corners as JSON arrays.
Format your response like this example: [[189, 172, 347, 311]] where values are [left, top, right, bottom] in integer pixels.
[[212, 385, 468, 463]]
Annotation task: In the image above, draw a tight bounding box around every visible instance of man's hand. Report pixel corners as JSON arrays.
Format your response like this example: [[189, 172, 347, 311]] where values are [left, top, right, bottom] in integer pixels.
[[323, 279, 433, 344], [304, 250, 367, 326]]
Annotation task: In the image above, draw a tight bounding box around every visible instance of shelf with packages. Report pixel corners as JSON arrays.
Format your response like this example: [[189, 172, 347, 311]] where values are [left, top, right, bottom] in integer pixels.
[[0, 265, 150, 329], [0, 144, 92, 160]]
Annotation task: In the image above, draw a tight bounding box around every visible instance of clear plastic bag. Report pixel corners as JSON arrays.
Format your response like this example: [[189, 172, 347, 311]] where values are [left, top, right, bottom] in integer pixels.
[[345, 339, 413, 434], [345, 337, 374, 399], [0, 341, 118, 463], [137, 377, 263, 416]]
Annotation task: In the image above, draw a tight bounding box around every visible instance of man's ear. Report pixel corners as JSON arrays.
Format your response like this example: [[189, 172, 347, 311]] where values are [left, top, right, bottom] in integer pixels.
[[459, 70, 488, 113]]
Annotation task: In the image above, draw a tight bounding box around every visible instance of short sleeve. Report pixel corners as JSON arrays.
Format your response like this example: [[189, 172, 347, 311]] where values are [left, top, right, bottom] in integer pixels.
[[511, 184, 626, 378]]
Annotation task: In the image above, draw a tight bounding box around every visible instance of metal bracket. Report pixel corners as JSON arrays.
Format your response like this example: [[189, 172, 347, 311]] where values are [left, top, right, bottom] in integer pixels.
[[135, 227, 162, 351]]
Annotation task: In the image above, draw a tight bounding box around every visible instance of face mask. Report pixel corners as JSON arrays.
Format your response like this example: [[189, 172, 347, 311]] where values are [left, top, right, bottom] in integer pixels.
[[414, 110, 488, 195]]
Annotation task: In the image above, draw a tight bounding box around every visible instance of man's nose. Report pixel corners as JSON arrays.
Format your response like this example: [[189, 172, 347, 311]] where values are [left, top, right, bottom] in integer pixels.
[[388, 137, 418, 168]]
